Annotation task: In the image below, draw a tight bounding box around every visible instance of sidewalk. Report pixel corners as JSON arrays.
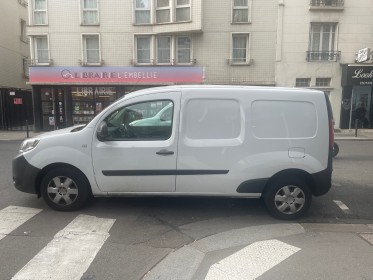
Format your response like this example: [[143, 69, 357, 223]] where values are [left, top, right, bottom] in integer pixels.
[[0, 129, 373, 141]]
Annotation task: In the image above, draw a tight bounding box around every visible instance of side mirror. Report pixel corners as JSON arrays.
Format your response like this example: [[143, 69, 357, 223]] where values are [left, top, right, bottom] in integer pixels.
[[97, 121, 108, 141]]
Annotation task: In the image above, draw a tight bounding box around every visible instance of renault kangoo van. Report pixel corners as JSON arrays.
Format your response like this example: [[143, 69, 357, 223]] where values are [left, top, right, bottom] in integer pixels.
[[13, 86, 334, 219]]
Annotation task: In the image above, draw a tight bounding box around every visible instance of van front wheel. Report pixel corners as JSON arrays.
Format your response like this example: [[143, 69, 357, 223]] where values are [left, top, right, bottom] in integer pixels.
[[40, 167, 91, 211], [264, 178, 312, 220]]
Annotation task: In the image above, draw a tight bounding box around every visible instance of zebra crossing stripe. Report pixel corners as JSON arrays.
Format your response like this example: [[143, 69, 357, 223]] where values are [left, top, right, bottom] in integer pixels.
[[205, 239, 300, 280], [0, 206, 42, 241], [12, 214, 115, 280]]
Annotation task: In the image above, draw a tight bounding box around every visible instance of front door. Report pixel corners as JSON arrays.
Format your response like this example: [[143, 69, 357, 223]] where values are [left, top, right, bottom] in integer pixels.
[[92, 91, 180, 193]]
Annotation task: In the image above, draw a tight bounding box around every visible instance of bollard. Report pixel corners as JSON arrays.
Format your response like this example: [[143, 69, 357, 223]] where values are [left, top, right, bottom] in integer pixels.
[[26, 119, 29, 138], [355, 119, 358, 137]]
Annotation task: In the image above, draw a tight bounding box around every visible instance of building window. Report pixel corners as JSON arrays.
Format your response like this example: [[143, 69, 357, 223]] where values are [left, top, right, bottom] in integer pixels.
[[81, 0, 99, 25], [232, 0, 251, 23], [307, 23, 340, 61], [156, 0, 171, 23], [316, 78, 331, 87], [33, 0, 48, 25], [82, 35, 101, 65], [134, 35, 192, 65], [136, 36, 152, 64], [231, 34, 250, 64], [23, 57, 29, 78], [176, 0, 190, 22], [32, 36, 50, 64], [295, 78, 311, 87], [157, 36, 171, 64], [20, 19, 28, 43], [176, 36, 191, 63], [135, 0, 151, 24]]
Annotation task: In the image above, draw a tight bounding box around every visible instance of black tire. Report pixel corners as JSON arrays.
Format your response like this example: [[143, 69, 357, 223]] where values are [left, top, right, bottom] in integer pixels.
[[332, 142, 339, 158], [263, 177, 312, 220], [40, 167, 91, 211]]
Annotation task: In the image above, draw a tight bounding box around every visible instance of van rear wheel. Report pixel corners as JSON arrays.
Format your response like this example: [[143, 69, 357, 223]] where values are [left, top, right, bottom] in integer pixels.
[[40, 167, 91, 211], [264, 178, 312, 220]]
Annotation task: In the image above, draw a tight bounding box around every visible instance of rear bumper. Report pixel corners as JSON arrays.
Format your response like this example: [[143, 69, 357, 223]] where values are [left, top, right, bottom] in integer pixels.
[[12, 154, 40, 194], [311, 167, 332, 196]]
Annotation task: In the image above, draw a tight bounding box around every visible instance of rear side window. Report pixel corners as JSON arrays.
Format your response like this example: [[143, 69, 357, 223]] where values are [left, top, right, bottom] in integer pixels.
[[251, 100, 317, 139], [184, 99, 241, 140]]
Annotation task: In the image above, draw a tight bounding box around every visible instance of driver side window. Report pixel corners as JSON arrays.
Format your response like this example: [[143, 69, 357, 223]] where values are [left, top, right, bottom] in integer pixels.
[[105, 100, 174, 140]]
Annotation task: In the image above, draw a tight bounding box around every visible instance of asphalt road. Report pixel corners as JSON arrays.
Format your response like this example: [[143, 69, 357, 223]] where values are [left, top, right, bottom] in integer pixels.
[[0, 140, 372, 280]]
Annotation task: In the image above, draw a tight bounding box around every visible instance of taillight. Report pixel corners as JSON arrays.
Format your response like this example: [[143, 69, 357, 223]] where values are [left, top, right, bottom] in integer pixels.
[[329, 120, 334, 148]]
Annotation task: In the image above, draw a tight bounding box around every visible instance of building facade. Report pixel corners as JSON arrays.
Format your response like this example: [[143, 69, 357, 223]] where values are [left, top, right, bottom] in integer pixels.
[[27, 0, 278, 131], [0, 0, 32, 130], [27, 0, 373, 131], [275, 0, 373, 129]]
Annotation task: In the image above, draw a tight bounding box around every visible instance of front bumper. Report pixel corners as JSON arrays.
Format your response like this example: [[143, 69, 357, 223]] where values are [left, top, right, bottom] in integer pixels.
[[12, 154, 40, 194]]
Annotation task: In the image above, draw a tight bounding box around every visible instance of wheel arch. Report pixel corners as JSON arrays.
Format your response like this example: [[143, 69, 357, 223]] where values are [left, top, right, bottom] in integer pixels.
[[35, 163, 92, 197], [263, 168, 315, 196]]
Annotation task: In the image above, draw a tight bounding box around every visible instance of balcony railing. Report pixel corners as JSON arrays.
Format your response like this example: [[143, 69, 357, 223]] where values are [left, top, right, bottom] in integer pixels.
[[306, 51, 341, 62], [28, 59, 53, 66], [310, 0, 344, 9], [226, 58, 253, 65], [131, 58, 196, 65]]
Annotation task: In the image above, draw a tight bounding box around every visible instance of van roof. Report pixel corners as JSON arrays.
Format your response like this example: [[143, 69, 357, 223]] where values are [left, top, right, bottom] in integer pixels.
[[125, 85, 323, 99]]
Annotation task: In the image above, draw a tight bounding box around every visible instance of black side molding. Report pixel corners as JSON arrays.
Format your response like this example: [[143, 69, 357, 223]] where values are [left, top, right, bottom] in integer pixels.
[[102, 170, 229, 176]]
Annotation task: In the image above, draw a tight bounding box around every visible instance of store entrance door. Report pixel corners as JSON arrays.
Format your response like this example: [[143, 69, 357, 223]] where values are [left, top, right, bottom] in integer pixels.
[[41, 88, 66, 130], [349, 86, 372, 129]]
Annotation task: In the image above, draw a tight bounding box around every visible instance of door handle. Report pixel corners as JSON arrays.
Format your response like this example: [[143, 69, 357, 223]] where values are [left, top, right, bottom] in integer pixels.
[[156, 149, 174, 156]]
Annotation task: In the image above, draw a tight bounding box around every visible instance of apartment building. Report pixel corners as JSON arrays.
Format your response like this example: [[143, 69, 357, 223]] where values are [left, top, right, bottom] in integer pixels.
[[275, 0, 373, 129], [0, 0, 32, 130], [27, 0, 373, 131], [27, 0, 277, 131]]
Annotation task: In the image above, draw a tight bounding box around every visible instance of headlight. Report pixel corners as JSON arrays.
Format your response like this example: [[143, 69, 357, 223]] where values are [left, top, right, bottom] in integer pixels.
[[19, 138, 40, 153]]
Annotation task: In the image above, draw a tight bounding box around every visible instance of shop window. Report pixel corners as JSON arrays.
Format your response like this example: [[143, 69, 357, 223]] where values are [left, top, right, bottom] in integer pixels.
[[316, 78, 331, 87], [135, 0, 151, 24], [232, 0, 251, 23], [230, 33, 250, 64], [81, 0, 99, 25], [72, 87, 116, 125], [295, 78, 311, 87], [82, 34, 101, 65], [32, 0, 48, 25]]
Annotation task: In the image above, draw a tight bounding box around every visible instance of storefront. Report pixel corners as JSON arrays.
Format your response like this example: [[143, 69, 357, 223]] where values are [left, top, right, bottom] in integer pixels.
[[340, 64, 373, 129], [29, 66, 203, 131]]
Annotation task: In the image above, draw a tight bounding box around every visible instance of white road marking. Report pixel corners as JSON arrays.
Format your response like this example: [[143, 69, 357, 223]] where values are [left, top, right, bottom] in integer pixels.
[[333, 200, 352, 214], [0, 206, 42, 241], [205, 239, 300, 280], [12, 214, 115, 280], [333, 183, 342, 187]]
